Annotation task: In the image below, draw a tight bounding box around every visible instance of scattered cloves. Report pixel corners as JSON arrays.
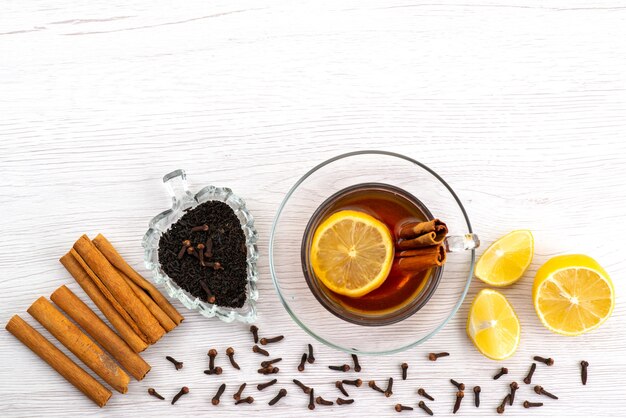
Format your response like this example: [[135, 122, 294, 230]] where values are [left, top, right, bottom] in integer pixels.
[[166, 356, 183, 370], [534, 355, 554, 366], [395, 403, 413, 412], [369, 380, 386, 394], [208, 349, 217, 370], [261, 358, 282, 368], [418, 388, 435, 401], [257, 366, 279, 375], [212, 383, 226, 405], [226, 347, 240, 370], [257, 379, 278, 391], [252, 345, 269, 356], [316, 396, 334, 406], [418, 400, 434, 416], [351, 354, 362, 372], [171, 386, 189, 405], [337, 397, 354, 405], [199, 280, 216, 304], [328, 364, 350, 372], [524, 363, 537, 384], [335, 381, 349, 397], [401, 362, 408, 380], [450, 379, 465, 391], [428, 352, 450, 361], [293, 379, 311, 394], [493, 367, 508, 380], [260, 335, 284, 345], [148, 388, 164, 400], [235, 396, 254, 405], [534, 385, 558, 400], [385, 377, 394, 397], [204, 367, 223, 375], [510, 382, 519, 405], [308, 388, 315, 410], [233, 383, 246, 401], [343, 379, 362, 387], [473, 386, 480, 407], [269, 388, 287, 406], [298, 353, 307, 372], [581, 360, 589, 385], [496, 394, 511, 414], [453, 390, 464, 414], [524, 401, 543, 408], [177, 240, 191, 259], [197, 243, 206, 265], [307, 344, 315, 364]]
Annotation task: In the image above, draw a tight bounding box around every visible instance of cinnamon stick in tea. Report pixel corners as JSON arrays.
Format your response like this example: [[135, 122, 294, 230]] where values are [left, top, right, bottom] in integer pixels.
[[5, 315, 112, 407], [67, 249, 149, 348], [397, 244, 446, 271], [398, 219, 448, 249], [27, 297, 130, 394], [73, 235, 166, 344], [60, 252, 148, 353], [51, 285, 151, 381], [92, 234, 183, 326]]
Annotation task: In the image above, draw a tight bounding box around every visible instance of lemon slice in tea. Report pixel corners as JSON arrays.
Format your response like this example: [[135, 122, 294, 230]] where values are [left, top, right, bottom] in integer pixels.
[[310, 210, 394, 298]]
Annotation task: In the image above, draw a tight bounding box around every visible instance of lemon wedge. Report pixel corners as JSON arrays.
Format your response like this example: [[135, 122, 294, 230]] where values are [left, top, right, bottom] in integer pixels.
[[475, 230, 534, 286]]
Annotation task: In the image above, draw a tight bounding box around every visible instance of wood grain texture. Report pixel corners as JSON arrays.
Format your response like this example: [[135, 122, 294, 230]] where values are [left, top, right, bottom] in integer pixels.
[[1, 0, 625, 416]]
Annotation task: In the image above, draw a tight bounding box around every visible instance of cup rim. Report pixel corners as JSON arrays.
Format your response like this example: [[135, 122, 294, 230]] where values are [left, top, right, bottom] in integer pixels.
[[269, 150, 475, 354]]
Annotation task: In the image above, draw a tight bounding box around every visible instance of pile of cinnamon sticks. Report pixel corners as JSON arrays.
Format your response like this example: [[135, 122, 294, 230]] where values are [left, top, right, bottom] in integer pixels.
[[5, 234, 183, 407], [396, 219, 448, 271]]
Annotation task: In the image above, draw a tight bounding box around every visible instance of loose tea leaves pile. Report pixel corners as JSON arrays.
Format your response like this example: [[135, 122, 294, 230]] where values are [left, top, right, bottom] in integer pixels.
[[158, 201, 247, 308]]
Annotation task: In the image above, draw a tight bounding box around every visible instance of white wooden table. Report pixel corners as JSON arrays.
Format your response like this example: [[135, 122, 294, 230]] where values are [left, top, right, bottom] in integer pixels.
[[1, 1, 625, 417]]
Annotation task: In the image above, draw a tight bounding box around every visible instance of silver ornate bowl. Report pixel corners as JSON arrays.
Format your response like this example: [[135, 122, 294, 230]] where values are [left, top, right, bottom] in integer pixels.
[[142, 169, 259, 323]]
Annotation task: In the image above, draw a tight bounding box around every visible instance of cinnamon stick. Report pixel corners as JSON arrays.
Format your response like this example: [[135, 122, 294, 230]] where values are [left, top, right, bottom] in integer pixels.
[[27, 297, 130, 394], [398, 219, 448, 249], [116, 268, 176, 332], [60, 252, 148, 353], [67, 249, 149, 348], [396, 244, 446, 271], [5, 315, 112, 407], [73, 235, 166, 344], [92, 234, 183, 326], [51, 285, 151, 381]]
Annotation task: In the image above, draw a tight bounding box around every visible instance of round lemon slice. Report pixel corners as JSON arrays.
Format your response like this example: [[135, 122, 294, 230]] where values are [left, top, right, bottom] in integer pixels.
[[533, 254, 614, 336], [310, 210, 394, 298], [474, 230, 534, 287], [467, 289, 521, 360]]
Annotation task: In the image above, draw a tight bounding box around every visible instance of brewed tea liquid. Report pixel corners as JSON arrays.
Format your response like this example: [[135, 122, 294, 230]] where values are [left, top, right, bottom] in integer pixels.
[[310, 183, 434, 317]]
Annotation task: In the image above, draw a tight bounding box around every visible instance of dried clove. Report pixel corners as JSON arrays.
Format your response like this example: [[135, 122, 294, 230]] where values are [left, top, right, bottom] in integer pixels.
[[166, 356, 183, 370], [235, 396, 254, 405], [428, 352, 450, 361], [308, 388, 315, 410], [351, 354, 362, 372], [257, 379, 278, 391], [328, 364, 350, 372], [473, 386, 480, 407], [418, 401, 434, 416], [450, 379, 465, 390], [260, 335, 284, 345], [261, 358, 282, 368], [204, 237, 213, 258], [298, 353, 307, 372], [496, 394, 511, 414], [534, 385, 558, 400], [191, 224, 209, 232], [269, 388, 287, 406], [197, 243, 206, 265], [336, 397, 354, 405], [177, 240, 191, 259], [199, 280, 216, 304], [252, 345, 269, 356], [208, 349, 217, 370], [148, 388, 164, 400], [204, 367, 223, 375], [524, 363, 537, 384], [316, 396, 333, 406], [395, 404, 413, 412], [369, 380, 385, 394], [335, 381, 349, 397], [401, 362, 408, 380], [510, 382, 518, 405], [293, 379, 311, 394], [258, 366, 279, 375], [534, 355, 554, 366], [226, 347, 240, 370], [307, 344, 315, 364], [493, 367, 508, 380], [418, 388, 435, 401], [171, 386, 189, 405], [233, 383, 246, 401], [524, 400, 543, 408], [581, 360, 589, 385], [453, 390, 464, 414], [343, 379, 362, 387], [212, 383, 226, 405], [385, 377, 394, 397]]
